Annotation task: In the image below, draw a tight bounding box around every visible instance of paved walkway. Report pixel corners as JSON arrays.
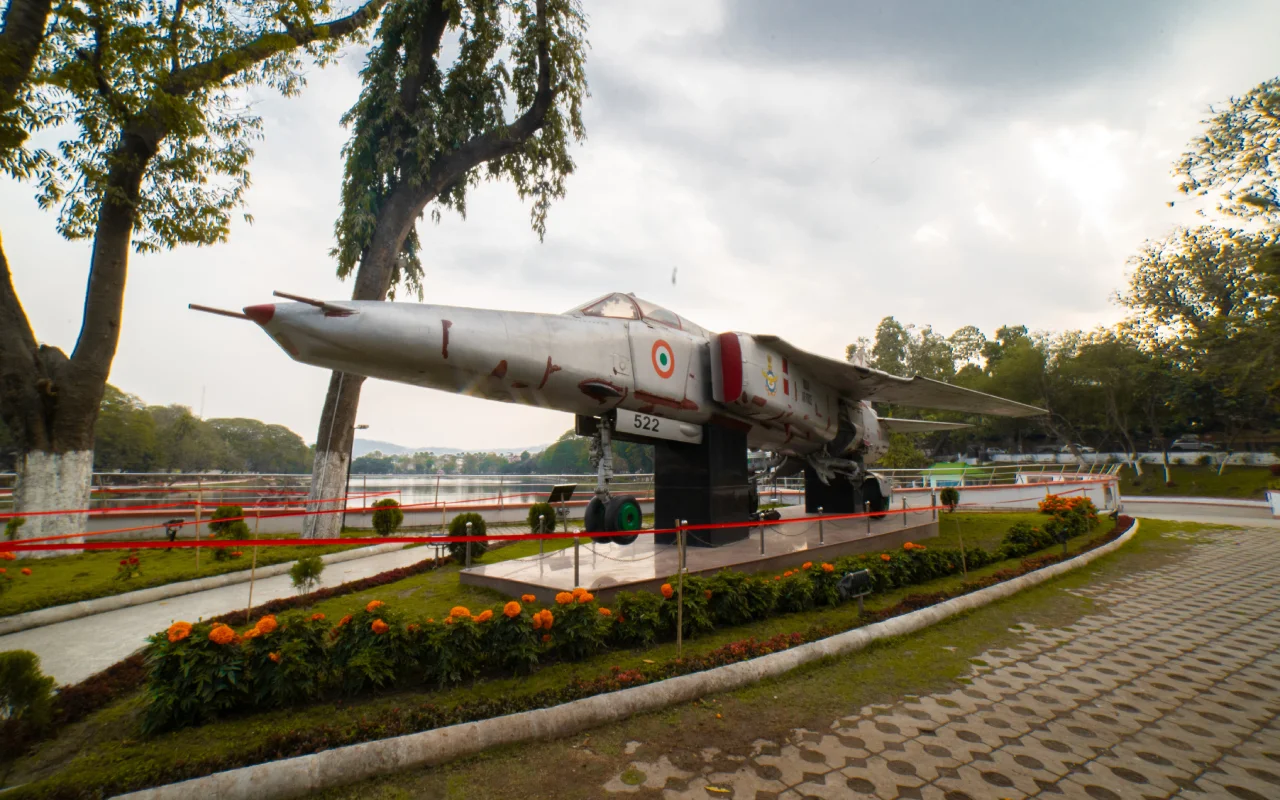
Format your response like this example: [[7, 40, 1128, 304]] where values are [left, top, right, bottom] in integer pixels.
[[0, 546, 434, 686], [604, 526, 1280, 799]]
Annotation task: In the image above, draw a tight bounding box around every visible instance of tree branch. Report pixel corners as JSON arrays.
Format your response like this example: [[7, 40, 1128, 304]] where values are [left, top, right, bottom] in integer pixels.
[[0, 231, 53, 451], [74, 13, 128, 117], [167, 0, 186, 75], [163, 0, 390, 98], [0, 0, 55, 113]]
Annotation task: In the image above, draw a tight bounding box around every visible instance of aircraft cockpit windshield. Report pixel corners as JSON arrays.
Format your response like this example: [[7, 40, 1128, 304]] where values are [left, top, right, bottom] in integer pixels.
[[569, 292, 706, 335]]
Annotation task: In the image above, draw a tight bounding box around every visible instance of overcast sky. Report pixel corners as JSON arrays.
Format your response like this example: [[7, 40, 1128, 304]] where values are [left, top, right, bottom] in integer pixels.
[[5, 0, 1279, 451]]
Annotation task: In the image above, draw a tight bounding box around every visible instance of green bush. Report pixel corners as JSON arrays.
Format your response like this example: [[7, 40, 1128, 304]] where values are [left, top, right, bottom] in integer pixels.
[[426, 613, 486, 688], [998, 522, 1056, 560], [611, 591, 666, 647], [142, 621, 250, 733], [289, 556, 325, 594], [4, 517, 24, 542], [527, 502, 556, 533], [371, 499, 404, 536], [775, 571, 816, 613], [327, 602, 414, 696], [0, 650, 55, 732], [447, 513, 488, 562], [658, 575, 714, 638], [706, 569, 773, 626], [207, 506, 246, 536], [552, 596, 611, 661], [243, 613, 330, 708], [939, 487, 960, 511], [485, 602, 542, 674]]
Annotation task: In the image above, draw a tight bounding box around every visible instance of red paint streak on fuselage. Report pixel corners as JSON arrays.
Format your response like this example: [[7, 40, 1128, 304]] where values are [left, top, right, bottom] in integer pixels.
[[441, 320, 453, 358], [537, 357, 562, 390], [490, 360, 508, 379], [511, 381, 529, 389], [634, 390, 698, 412]]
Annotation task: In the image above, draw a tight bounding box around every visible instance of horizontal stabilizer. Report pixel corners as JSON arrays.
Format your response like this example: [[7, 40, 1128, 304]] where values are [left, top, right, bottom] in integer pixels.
[[751, 334, 1047, 417], [881, 418, 972, 433]]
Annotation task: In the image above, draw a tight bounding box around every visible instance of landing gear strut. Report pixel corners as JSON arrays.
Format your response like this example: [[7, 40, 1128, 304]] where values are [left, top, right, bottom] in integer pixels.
[[583, 416, 642, 545]]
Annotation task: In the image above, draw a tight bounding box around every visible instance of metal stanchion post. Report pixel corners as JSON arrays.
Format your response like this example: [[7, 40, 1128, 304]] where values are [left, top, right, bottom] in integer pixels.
[[760, 519, 765, 555], [902, 498, 908, 527], [465, 521, 472, 568], [676, 519, 686, 660], [246, 508, 260, 624], [818, 506, 824, 545], [194, 479, 202, 573], [932, 489, 937, 521], [538, 514, 546, 557], [574, 529, 580, 587], [865, 501, 871, 534]]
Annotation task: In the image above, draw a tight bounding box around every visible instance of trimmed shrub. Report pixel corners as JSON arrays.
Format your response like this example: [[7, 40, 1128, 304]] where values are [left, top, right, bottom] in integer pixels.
[[447, 513, 488, 562], [289, 556, 325, 595], [939, 487, 960, 511], [527, 502, 556, 533], [0, 650, 55, 733], [208, 505, 251, 562], [998, 522, 1056, 559], [371, 498, 404, 536]]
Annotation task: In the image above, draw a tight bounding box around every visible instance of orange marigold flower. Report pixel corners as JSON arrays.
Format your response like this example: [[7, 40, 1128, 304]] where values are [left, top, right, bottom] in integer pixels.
[[242, 627, 262, 640], [449, 605, 471, 618], [903, 542, 914, 550], [20, 567, 31, 576], [208, 624, 236, 645], [576, 592, 595, 604], [531, 614, 543, 630], [167, 621, 193, 643], [556, 592, 574, 605], [802, 561, 813, 570], [407, 623, 420, 633], [821, 563, 835, 573], [426, 618, 435, 624], [0, 552, 16, 561], [660, 583, 674, 599], [338, 614, 353, 627], [599, 607, 612, 616], [880, 553, 892, 562], [542, 634, 552, 643], [704, 589, 713, 600], [915, 544, 926, 551], [366, 600, 384, 613], [477, 609, 494, 623], [572, 586, 588, 598], [254, 615, 278, 634], [444, 617, 455, 625], [774, 575, 781, 581], [310, 613, 326, 622], [268, 652, 282, 664], [521, 594, 537, 604], [783, 570, 793, 578], [371, 619, 389, 634], [0, 568, 6, 574], [540, 609, 554, 629], [504, 601, 522, 618]]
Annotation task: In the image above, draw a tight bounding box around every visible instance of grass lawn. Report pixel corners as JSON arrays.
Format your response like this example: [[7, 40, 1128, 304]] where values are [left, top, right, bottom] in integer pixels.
[[1118, 463, 1273, 499], [0, 512, 1177, 798]]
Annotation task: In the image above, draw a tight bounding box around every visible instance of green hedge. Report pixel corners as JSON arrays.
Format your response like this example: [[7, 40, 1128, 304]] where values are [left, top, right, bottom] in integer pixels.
[[141, 501, 1100, 733]]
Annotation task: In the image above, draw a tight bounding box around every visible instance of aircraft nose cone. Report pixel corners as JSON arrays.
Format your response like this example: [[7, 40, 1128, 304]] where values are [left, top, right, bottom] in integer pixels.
[[243, 304, 275, 325]]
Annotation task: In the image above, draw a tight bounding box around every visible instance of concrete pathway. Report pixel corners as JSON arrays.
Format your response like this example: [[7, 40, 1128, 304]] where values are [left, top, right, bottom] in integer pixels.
[[603, 525, 1280, 799], [0, 545, 438, 686]]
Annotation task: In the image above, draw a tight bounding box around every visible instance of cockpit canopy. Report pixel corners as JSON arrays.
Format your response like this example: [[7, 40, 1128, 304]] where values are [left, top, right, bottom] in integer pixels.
[[567, 292, 707, 336]]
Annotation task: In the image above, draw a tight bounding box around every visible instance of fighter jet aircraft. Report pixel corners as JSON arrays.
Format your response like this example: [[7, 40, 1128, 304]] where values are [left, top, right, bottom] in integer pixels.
[[195, 291, 1044, 540]]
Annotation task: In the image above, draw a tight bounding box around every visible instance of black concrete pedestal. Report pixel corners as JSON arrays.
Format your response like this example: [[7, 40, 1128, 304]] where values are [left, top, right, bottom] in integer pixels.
[[653, 425, 751, 547], [803, 465, 865, 514]]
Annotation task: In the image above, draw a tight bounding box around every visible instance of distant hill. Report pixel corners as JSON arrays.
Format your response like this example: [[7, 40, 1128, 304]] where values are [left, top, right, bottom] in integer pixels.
[[352, 438, 549, 458]]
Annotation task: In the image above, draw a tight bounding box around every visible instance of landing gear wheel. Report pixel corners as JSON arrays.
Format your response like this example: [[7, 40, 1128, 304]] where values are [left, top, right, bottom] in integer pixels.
[[583, 496, 607, 534], [862, 479, 890, 520], [603, 495, 642, 545], [747, 484, 759, 516]]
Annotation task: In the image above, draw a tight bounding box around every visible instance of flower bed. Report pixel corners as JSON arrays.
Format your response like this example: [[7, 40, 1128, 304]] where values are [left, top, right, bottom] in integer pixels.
[[140, 499, 1103, 734]]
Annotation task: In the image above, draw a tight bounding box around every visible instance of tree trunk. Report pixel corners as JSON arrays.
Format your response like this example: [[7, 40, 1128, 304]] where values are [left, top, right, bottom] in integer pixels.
[[2, 131, 154, 555]]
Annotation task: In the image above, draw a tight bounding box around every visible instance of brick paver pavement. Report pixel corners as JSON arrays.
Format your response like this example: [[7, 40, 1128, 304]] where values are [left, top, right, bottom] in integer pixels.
[[603, 527, 1280, 799]]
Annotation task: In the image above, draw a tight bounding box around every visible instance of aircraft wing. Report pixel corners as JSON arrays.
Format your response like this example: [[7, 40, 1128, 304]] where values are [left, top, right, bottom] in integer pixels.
[[751, 335, 1047, 417], [880, 418, 972, 433]]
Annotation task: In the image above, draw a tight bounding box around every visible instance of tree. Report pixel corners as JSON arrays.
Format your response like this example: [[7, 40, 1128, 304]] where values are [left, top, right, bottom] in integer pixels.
[[0, 0, 55, 165], [1176, 78, 1280, 224], [878, 432, 931, 469], [351, 450, 397, 473], [93, 385, 157, 471], [302, 0, 588, 537], [869, 317, 909, 375], [0, 0, 388, 551], [208, 418, 311, 473]]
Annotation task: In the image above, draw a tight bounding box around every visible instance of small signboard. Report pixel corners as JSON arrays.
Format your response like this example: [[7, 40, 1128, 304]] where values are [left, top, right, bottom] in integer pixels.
[[547, 484, 577, 504]]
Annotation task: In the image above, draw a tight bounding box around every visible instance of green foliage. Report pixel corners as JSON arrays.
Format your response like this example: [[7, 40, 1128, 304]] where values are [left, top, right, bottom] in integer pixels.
[[998, 522, 1057, 560], [426, 615, 486, 688], [527, 502, 556, 533], [370, 498, 404, 537], [289, 556, 325, 594], [4, 516, 24, 541], [142, 622, 249, 733], [611, 591, 666, 647], [484, 606, 541, 675], [551, 598, 609, 662], [447, 513, 488, 562], [243, 613, 330, 708], [774, 571, 816, 613], [328, 605, 413, 696], [208, 506, 245, 536], [0, 650, 55, 732], [879, 433, 932, 469], [332, 0, 589, 297], [658, 575, 715, 639], [706, 569, 776, 626], [1176, 78, 1280, 223], [939, 487, 960, 511]]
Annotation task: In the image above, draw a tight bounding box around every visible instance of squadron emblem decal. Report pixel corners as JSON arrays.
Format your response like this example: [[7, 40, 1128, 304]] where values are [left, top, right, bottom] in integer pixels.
[[652, 340, 675, 379], [763, 355, 779, 395]]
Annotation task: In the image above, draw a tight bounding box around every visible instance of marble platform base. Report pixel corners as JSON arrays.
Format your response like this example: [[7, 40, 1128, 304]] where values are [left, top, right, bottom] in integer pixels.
[[459, 507, 939, 602]]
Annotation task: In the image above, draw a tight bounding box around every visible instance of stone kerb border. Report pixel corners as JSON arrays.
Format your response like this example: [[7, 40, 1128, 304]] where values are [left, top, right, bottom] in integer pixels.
[[0, 543, 408, 636], [118, 519, 1140, 800]]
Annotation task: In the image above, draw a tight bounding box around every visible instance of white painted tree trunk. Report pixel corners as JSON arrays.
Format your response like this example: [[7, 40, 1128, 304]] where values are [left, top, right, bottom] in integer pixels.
[[12, 450, 93, 558], [301, 449, 349, 539]]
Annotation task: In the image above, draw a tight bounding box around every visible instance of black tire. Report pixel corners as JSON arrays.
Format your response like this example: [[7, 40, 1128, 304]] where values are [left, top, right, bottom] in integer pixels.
[[862, 479, 890, 519], [603, 495, 642, 545], [583, 496, 608, 534]]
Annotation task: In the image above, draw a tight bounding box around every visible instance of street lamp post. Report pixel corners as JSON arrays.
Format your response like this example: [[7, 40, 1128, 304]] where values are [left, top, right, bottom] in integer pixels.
[[343, 423, 370, 531]]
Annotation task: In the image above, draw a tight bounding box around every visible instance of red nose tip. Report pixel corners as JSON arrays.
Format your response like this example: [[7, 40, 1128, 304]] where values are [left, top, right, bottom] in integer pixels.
[[243, 304, 275, 325]]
